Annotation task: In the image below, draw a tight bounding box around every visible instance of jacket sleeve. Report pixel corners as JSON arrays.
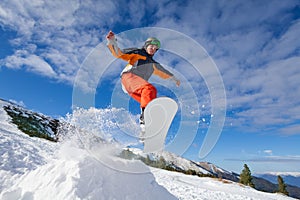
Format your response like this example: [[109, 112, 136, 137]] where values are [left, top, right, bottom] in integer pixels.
[[152, 63, 174, 79], [107, 41, 146, 65], [107, 38, 123, 58]]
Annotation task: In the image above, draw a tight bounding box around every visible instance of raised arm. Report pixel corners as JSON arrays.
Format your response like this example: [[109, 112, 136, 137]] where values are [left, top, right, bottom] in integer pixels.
[[106, 31, 146, 65], [106, 30, 123, 58]]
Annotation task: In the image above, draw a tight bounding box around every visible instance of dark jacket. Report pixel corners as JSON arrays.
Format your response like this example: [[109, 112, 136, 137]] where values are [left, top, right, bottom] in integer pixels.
[[107, 44, 173, 81]]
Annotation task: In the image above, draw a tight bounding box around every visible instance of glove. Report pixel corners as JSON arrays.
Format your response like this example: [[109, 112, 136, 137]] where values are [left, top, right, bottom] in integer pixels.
[[106, 30, 117, 45]]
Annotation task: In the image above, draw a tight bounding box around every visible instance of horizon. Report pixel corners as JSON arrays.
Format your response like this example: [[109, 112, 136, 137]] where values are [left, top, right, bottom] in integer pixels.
[[1, 0, 300, 174]]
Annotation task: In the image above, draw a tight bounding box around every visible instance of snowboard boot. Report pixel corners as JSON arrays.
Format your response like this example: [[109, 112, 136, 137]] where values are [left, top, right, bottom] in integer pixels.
[[139, 107, 146, 142], [139, 107, 145, 125]]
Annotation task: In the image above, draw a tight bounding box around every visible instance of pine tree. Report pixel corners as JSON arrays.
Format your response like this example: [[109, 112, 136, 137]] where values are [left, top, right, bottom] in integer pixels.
[[277, 175, 289, 196], [157, 156, 167, 169], [239, 164, 255, 188], [144, 155, 151, 165]]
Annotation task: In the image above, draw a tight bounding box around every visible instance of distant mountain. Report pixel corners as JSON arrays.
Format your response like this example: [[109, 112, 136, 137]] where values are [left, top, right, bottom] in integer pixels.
[[1, 98, 300, 199], [255, 173, 300, 188], [254, 173, 300, 199]]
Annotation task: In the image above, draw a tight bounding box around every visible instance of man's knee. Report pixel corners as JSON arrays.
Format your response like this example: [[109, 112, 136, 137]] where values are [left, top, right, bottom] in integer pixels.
[[145, 84, 157, 97]]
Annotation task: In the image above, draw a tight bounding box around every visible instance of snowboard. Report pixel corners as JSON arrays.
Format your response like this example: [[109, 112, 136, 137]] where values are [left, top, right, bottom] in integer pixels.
[[140, 97, 178, 153]]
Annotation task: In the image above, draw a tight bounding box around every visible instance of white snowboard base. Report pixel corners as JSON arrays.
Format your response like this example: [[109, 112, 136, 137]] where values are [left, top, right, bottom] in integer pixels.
[[142, 97, 178, 153]]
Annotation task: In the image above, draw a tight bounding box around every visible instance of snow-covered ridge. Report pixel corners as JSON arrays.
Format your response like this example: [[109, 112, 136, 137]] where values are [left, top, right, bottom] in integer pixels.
[[127, 148, 241, 181], [1, 99, 60, 142], [128, 148, 212, 175], [198, 161, 240, 182]]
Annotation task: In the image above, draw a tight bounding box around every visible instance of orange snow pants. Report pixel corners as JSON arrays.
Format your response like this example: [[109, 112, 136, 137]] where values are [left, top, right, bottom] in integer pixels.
[[121, 73, 157, 108]]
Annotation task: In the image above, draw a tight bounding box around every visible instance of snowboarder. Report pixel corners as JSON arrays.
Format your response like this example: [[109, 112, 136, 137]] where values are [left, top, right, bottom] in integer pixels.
[[106, 30, 180, 126]]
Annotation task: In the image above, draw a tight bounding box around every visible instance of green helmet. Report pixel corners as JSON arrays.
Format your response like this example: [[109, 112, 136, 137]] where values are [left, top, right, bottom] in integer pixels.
[[144, 37, 161, 49]]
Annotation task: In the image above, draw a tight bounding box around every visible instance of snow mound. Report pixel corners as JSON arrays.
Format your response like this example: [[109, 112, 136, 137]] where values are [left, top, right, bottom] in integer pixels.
[[1, 141, 177, 200]]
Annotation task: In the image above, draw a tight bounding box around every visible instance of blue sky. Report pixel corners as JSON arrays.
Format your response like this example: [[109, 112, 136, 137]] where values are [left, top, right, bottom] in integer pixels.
[[1, 0, 300, 174]]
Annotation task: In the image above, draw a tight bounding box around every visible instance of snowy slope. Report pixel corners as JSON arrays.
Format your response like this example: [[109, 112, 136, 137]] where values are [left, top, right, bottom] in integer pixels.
[[0, 100, 57, 192], [0, 100, 297, 200], [152, 168, 294, 200]]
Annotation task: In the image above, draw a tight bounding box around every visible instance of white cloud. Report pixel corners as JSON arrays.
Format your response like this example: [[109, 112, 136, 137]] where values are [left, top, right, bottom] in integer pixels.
[[0, 0, 117, 84], [25, 54, 57, 77], [260, 20, 300, 63], [263, 150, 273, 156], [278, 124, 300, 136], [224, 56, 300, 133], [4, 50, 56, 77], [0, 4, 7, 18], [227, 155, 300, 163]]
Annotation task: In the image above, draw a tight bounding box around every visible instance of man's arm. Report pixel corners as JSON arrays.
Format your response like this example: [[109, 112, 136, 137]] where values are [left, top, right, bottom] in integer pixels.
[[106, 31, 123, 58], [106, 31, 146, 65], [153, 63, 180, 87]]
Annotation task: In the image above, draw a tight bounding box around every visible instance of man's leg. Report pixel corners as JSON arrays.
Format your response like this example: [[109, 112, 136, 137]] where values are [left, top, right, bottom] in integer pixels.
[[140, 84, 157, 125], [130, 84, 157, 124], [121, 73, 157, 124], [140, 84, 157, 108]]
